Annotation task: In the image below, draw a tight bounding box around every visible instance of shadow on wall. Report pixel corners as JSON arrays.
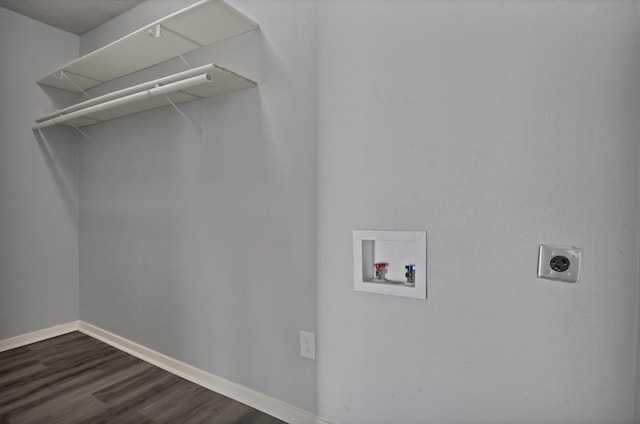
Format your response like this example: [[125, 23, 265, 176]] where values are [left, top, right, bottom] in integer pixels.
[[34, 126, 78, 229], [37, 85, 80, 114]]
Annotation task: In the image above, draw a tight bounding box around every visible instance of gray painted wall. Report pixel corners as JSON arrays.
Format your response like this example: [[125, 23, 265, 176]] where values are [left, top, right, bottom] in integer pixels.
[[316, 1, 640, 423], [0, 8, 79, 339], [4, 0, 640, 422], [78, 0, 318, 412]]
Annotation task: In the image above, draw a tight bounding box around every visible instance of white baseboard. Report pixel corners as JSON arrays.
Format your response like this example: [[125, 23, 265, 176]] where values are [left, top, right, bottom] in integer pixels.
[[0, 320, 329, 423], [78, 321, 330, 424], [0, 321, 79, 352]]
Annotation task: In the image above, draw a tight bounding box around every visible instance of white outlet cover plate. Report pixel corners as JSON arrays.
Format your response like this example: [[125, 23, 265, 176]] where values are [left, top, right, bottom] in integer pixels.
[[537, 244, 582, 283], [300, 331, 315, 360]]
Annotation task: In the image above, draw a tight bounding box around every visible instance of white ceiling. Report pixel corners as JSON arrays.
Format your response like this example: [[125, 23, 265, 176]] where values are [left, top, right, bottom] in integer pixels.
[[0, 0, 146, 35]]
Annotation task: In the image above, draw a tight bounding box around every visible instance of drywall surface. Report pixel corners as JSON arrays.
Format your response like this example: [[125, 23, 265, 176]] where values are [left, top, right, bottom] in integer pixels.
[[0, 8, 79, 339], [79, 0, 317, 412], [317, 2, 640, 423]]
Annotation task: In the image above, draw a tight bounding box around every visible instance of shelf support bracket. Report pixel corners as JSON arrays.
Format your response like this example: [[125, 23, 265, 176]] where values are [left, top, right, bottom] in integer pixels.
[[54, 70, 92, 99], [70, 123, 104, 150], [163, 94, 202, 135], [149, 24, 193, 70], [34, 125, 104, 151]]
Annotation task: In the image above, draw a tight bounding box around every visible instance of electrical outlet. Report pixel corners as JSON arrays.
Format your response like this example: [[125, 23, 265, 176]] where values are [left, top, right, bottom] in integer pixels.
[[537, 244, 582, 283], [300, 331, 315, 360]]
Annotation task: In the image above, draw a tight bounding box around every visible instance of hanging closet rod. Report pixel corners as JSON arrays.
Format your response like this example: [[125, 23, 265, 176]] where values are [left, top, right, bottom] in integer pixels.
[[33, 73, 212, 130], [37, 64, 217, 123]]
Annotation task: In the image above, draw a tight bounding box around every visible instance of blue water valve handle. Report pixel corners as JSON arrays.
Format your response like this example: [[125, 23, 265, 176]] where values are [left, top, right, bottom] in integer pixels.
[[405, 265, 415, 273]]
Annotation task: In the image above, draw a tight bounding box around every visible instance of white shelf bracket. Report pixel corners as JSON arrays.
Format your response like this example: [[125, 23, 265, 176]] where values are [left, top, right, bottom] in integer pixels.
[[163, 94, 202, 135], [54, 70, 92, 99], [70, 123, 104, 150], [149, 24, 193, 70], [34, 125, 104, 151]]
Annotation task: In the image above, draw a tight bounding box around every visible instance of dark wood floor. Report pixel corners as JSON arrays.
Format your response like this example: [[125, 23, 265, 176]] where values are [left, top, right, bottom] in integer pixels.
[[0, 332, 287, 424]]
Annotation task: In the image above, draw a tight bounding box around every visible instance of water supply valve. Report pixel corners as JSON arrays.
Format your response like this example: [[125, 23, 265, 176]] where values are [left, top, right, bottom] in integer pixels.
[[404, 264, 415, 286], [374, 262, 388, 281]]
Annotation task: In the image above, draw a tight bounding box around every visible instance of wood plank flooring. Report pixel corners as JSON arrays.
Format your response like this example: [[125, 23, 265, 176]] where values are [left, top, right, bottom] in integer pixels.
[[0, 332, 287, 424]]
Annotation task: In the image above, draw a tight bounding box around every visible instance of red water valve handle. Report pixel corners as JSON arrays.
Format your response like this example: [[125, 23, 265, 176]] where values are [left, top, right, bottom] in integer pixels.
[[374, 263, 388, 270]]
